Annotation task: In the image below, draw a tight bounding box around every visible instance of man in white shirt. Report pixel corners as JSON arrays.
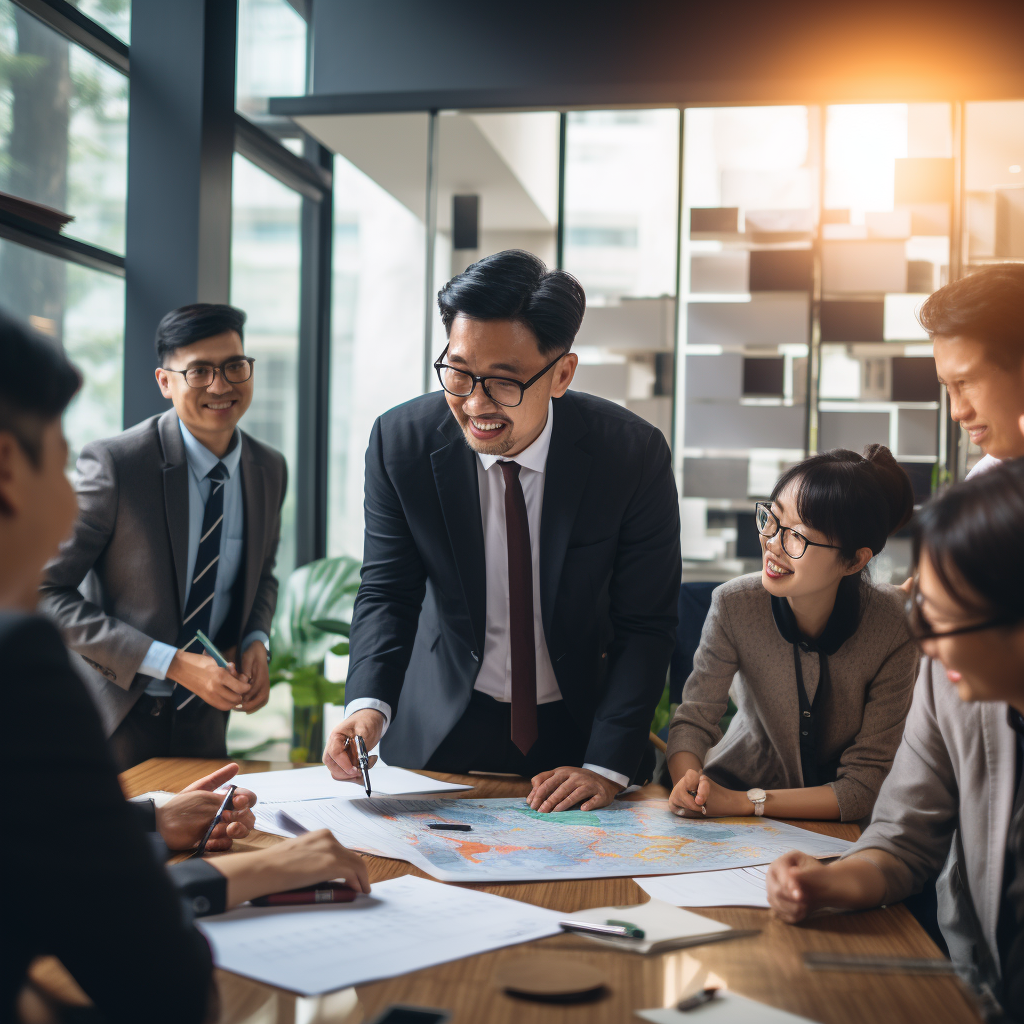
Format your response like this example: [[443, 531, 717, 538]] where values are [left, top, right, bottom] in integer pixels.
[[324, 250, 681, 812], [922, 263, 1024, 478]]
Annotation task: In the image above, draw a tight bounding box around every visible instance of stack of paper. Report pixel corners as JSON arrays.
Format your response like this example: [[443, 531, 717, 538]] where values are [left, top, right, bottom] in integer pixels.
[[197, 874, 561, 996], [231, 765, 473, 839], [635, 866, 771, 908]]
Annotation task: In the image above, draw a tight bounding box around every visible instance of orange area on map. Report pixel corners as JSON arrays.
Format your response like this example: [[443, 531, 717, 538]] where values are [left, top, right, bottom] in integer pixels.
[[430, 837, 527, 863]]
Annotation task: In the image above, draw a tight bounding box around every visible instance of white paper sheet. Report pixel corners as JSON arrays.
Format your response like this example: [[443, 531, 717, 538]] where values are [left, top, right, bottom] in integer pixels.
[[233, 764, 472, 804], [196, 874, 561, 996], [283, 797, 853, 882], [638, 989, 823, 1023], [635, 866, 771, 908], [563, 899, 732, 954]]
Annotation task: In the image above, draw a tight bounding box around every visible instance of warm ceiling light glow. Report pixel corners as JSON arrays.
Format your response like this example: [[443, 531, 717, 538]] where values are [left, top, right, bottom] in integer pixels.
[[825, 104, 909, 221], [1011, 165, 1022, 173]]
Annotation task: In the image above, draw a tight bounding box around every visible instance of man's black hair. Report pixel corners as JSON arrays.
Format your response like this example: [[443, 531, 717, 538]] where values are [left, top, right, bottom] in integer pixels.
[[437, 250, 586, 356], [0, 307, 81, 465], [154, 303, 247, 365]]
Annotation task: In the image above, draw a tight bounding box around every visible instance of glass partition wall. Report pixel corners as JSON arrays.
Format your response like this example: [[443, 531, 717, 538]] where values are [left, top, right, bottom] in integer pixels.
[[286, 100, 1008, 590]]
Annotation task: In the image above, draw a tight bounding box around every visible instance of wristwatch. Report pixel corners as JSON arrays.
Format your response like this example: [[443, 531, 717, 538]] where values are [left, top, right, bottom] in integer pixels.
[[746, 788, 767, 816]]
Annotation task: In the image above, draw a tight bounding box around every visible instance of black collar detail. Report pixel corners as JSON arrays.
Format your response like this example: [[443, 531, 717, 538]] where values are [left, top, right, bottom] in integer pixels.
[[771, 573, 862, 656]]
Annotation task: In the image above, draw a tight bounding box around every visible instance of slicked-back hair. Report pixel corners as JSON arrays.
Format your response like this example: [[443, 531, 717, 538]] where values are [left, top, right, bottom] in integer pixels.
[[0, 307, 81, 465], [437, 249, 586, 356], [770, 445, 915, 562], [155, 303, 247, 365], [912, 457, 1024, 622], [918, 263, 1024, 365]]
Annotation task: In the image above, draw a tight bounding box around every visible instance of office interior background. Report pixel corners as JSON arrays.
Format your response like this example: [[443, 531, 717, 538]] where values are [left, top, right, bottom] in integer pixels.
[[4, 0, 1023, 758]]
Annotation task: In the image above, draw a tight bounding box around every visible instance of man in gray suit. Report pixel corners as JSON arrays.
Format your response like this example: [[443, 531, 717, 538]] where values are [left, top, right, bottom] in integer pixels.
[[41, 304, 287, 770]]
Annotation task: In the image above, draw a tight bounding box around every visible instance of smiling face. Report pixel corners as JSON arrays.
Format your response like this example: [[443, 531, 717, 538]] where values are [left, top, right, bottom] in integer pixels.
[[155, 330, 252, 455], [916, 547, 1024, 708], [933, 334, 1024, 460], [443, 315, 577, 457], [759, 479, 860, 602]]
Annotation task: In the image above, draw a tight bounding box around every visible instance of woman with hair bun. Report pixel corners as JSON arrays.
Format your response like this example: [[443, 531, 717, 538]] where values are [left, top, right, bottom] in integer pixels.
[[667, 445, 918, 823]]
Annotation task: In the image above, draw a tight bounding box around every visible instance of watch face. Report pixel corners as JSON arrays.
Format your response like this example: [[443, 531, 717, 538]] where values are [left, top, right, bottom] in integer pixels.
[[748, 788, 767, 802]]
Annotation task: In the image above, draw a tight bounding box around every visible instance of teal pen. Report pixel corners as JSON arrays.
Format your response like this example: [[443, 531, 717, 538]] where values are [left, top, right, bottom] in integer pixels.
[[177, 629, 232, 710]]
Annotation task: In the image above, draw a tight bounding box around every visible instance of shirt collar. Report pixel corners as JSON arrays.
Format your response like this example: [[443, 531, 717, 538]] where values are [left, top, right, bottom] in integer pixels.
[[771, 573, 862, 656], [477, 399, 554, 474], [178, 419, 242, 480]]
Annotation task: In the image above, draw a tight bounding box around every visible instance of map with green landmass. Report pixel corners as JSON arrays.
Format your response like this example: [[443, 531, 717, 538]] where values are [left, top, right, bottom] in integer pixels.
[[291, 797, 853, 882]]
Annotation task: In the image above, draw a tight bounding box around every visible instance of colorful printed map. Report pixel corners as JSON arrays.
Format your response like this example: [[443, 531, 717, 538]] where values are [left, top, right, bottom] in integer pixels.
[[286, 797, 852, 882]]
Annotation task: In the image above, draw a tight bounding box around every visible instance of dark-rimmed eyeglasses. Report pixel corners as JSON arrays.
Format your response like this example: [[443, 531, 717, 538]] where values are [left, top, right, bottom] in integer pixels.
[[754, 502, 842, 560], [905, 576, 1019, 641], [433, 345, 564, 409], [163, 357, 256, 389]]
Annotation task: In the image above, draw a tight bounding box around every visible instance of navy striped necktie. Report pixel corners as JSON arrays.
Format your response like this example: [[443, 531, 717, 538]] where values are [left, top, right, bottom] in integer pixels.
[[173, 461, 227, 711]]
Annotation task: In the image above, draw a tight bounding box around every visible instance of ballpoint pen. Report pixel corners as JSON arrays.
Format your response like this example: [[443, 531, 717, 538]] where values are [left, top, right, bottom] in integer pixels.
[[558, 920, 645, 939], [189, 784, 237, 859], [676, 987, 719, 1012], [356, 735, 372, 797]]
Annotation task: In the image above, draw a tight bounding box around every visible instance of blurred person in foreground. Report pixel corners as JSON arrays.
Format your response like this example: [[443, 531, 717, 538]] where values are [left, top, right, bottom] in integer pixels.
[[766, 459, 1024, 1022], [0, 311, 368, 1024]]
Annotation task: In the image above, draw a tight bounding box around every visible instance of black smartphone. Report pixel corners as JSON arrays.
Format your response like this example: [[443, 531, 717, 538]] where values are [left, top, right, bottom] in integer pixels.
[[366, 1007, 451, 1024]]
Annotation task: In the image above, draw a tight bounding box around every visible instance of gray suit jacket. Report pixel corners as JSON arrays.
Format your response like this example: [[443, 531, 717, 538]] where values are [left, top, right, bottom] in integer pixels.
[[848, 657, 1017, 991], [39, 409, 287, 735], [667, 573, 918, 821]]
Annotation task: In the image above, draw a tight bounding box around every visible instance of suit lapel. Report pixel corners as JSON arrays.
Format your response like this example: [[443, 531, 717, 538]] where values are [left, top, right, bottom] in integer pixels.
[[431, 417, 486, 655], [539, 396, 591, 636], [158, 410, 190, 612], [239, 434, 266, 631]]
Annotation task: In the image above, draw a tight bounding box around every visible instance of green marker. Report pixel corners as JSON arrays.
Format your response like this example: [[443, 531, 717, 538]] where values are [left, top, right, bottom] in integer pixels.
[[195, 628, 230, 668]]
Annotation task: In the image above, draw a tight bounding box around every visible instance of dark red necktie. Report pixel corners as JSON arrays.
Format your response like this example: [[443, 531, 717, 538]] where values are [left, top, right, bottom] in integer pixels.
[[499, 461, 538, 755]]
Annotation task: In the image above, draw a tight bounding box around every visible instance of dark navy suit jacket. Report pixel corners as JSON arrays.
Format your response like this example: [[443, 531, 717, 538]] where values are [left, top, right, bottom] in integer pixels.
[[346, 389, 681, 780]]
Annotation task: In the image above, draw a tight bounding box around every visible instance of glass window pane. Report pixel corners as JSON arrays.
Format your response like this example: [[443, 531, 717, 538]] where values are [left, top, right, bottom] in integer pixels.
[[0, 0, 128, 252], [0, 238, 123, 460], [227, 154, 302, 763], [230, 153, 301, 582], [236, 0, 306, 117], [328, 130, 427, 558], [69, 0, 131, 44], [562, 110, 679, 466], [563, 109, 680, 301]]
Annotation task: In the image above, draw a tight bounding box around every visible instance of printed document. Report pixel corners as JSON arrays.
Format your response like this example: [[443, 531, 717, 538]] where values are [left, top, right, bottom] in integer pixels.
[[196, 874, 560, 996]]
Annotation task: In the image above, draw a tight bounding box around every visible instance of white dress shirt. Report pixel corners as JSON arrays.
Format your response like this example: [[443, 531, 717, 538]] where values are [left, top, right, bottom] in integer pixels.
[[138, 422, 268, 695], [347, 402, 629, 789]]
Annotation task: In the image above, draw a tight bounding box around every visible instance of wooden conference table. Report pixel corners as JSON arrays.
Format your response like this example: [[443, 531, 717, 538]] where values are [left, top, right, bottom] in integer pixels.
[[42, 757, 982, 1024]]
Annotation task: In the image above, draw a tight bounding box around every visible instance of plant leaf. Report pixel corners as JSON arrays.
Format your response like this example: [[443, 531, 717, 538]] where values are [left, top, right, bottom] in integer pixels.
[[311, 619, 350, 637], [330, 641, 349, 656]]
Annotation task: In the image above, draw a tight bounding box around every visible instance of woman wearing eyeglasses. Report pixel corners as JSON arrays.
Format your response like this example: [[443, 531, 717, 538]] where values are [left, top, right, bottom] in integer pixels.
[[666, 445, 917, 823], [766, 459, 1024, 1019]]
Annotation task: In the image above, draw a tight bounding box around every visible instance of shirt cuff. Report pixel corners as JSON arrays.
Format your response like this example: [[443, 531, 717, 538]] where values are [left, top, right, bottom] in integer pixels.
[[344, 698, 392, 735], [241, 631, 270, 660], [139, 639, 178, 680], [583, 763, 630, 790]]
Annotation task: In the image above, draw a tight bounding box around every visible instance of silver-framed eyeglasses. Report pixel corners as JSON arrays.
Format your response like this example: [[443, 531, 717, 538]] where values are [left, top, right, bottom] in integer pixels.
[[164, 357, 256, 389], [754, 501, 842, 559]]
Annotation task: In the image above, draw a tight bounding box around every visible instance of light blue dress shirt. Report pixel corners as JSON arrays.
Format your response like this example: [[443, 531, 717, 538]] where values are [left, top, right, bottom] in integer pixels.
[[141, 421, 269, 696]]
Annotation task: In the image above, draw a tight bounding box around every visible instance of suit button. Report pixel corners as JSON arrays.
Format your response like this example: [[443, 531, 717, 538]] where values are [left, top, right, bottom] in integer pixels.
[[192, 896, 211, 915], [801, 730, 809, 736], [471, 651, 479, 662], [802, 711, 811, 718]]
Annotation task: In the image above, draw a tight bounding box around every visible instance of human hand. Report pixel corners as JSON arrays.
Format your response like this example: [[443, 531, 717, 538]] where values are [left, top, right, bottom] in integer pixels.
[[527, 766, 621, 813], [167, 650, 250, 711], [214, 829, 371, 908], [668, 768, 751, 817], [156, 764, 257, 851], [239, 641, 270, 712], [323, 710, 383, 781], [766, 850, 838, 923]]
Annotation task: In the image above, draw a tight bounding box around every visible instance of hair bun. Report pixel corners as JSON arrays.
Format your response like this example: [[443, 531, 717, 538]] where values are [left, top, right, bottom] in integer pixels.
[[862, 444, 914, 535]]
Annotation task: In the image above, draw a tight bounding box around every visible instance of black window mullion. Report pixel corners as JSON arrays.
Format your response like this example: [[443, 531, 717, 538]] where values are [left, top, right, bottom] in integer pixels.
[[9, 0, 129, 75]]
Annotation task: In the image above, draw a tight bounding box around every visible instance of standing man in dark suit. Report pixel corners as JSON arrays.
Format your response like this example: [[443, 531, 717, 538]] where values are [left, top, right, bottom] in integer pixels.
[[324, 250, 681, 812], [41, 304, 287, 770]]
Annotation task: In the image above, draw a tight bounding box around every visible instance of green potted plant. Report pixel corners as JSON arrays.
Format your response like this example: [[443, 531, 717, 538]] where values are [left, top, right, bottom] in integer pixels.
[[266, 555, 361, 763]]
